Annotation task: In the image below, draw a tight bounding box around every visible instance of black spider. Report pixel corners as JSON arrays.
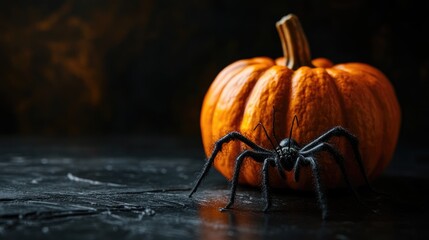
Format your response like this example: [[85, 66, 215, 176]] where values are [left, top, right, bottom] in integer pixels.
[[188, 115, 375, 220]]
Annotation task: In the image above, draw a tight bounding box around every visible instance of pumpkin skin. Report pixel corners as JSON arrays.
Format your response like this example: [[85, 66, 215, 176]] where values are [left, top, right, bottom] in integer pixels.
[[200, 14, 401, 190]]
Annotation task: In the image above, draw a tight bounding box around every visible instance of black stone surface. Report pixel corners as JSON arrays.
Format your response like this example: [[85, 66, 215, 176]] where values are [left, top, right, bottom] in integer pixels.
[[0, 137, 428, 239]]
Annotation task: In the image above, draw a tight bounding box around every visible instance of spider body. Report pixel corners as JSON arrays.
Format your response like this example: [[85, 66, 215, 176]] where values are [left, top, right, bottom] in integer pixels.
[[189, 123, 374, 220], [276, 139, 301, 170]]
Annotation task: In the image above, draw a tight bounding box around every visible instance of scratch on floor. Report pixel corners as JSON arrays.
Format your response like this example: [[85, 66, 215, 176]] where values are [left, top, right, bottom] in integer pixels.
[[67, 173, 126, 187]]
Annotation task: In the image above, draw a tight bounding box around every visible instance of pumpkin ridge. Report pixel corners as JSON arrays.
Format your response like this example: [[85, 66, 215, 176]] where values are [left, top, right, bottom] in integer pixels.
[[332, 64, 400, 179], [237, 67, 277, 185], [363, 74, 400, 178], [235, 66, 273, 137], [338, 68, 385, 179], [267, 66, 294, 187], [202, 59, 273, 151], [325, 67, 374, 185], [245, 65, 293, 141], [211, 63, 273, 179], [322, 68, 351, 182], [239, 67, 275, 119], [200, 63, 248, 156], [238, 65, 293, 186], [316, 68, 347, 185], [367, 89, 388, 178], [241, 65, 293, 140], [321, 68, 348, 129]]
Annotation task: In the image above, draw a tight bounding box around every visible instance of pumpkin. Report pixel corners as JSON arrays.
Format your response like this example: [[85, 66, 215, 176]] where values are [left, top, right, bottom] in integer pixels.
[[200, 14, 401, 190]]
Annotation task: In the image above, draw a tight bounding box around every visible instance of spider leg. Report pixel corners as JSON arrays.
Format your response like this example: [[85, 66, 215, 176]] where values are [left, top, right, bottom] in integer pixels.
[[301, 126, 374, 192], [262, 158, 276, 212], [189, 131, 269, 198], [188, 153, 215, 198], [301, 143, 363, 201], [302, 142, 378, 215], [292, 156, 305, 182], [220, 150, 270, 211], [304, 156, 328, 220]]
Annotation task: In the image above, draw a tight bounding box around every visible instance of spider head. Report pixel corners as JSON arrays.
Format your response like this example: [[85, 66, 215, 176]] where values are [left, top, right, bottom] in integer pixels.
[[276, 138, 300, 170], [279, 138, 300, 150]]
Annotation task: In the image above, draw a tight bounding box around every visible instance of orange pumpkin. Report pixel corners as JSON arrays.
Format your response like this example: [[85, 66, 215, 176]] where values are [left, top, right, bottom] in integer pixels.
[[200, 14, 401, 190]]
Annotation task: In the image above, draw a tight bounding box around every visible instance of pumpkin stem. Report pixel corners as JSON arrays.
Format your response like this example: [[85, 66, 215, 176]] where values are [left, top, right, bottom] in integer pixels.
[[276, 14, 313, 69]]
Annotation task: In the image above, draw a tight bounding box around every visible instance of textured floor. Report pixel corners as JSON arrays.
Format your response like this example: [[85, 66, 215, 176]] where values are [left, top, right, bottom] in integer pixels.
[[0, 137, 427, 239]]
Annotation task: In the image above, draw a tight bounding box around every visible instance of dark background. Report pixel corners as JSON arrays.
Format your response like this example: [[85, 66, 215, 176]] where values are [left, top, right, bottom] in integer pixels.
[[0, 0, 428, 148]]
